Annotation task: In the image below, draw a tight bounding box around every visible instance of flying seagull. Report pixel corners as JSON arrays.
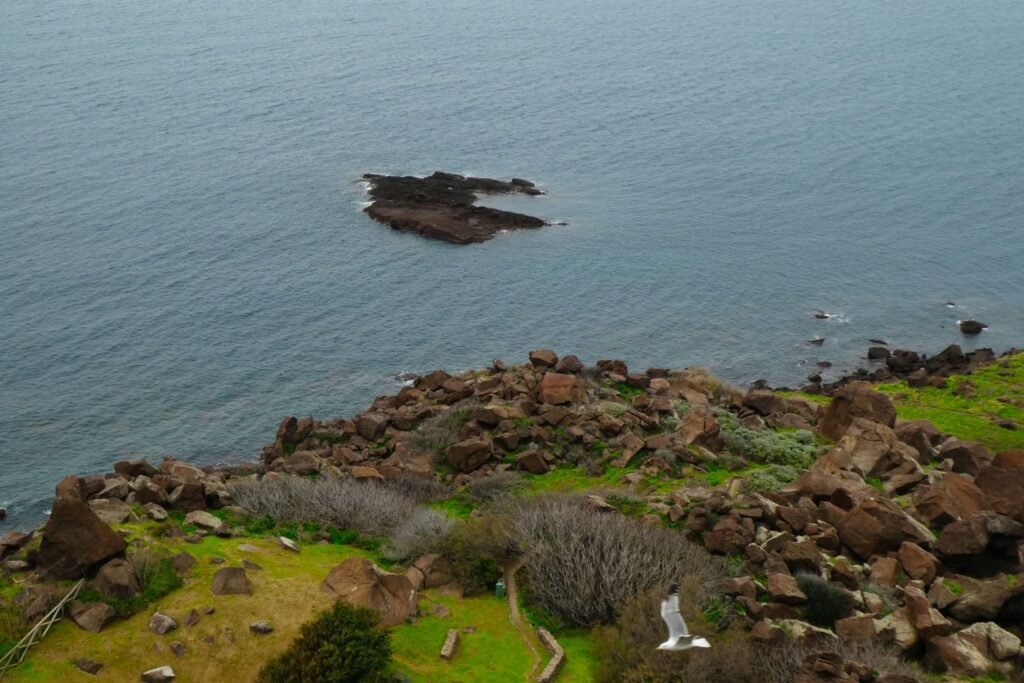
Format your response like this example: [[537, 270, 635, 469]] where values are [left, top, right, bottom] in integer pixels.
[[657, 584, 710, 651]]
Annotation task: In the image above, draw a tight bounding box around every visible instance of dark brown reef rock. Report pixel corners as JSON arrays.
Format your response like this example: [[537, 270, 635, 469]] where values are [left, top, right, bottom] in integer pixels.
[[361, 171, 550, 245]]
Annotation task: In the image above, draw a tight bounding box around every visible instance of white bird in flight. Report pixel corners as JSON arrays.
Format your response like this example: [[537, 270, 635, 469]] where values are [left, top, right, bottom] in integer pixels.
[[657, 584, 710, 651]]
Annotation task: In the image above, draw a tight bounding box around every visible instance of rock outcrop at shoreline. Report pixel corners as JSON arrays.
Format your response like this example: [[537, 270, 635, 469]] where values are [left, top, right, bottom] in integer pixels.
[[361, 171, 548, 244]]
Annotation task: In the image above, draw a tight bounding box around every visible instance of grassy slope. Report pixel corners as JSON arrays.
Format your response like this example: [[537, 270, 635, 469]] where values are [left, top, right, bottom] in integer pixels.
[[6, 534, 371, 682], [874, 351, 1024, 453], [5, 520, 599, 682], [782, 351, 1024, 453]]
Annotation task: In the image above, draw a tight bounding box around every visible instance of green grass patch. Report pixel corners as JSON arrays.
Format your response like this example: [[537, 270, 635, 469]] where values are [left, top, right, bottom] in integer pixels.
[[430, 498, 474, 519]]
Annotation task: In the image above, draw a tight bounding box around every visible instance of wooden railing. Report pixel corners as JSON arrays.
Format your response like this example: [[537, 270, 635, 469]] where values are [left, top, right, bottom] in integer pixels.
[[0, 579, 84, 677]]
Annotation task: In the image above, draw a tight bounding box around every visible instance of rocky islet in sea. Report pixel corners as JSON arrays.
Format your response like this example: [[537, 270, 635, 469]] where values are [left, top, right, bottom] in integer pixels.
[[361, 171, 551, 244]]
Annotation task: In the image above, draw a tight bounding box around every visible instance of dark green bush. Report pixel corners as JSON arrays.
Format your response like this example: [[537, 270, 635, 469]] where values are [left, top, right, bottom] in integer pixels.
[[795, 573, 853, 628], [437, 515, 508, 595], [257, 602, 392, 683]]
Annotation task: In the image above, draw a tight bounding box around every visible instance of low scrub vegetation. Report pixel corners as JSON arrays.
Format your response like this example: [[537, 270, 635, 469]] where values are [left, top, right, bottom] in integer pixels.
[[714, 409, 820, 467], [75, 547, 183, 619], [407, 401, 479, 457], [228, 477, 416, 537], [258, 602, 394, 683], [465, 470, 524, 503], [383, 507, 454, 562], [594, 587, 917, 683], [794, 572, 853, 628], [509, 496, 724, 625]]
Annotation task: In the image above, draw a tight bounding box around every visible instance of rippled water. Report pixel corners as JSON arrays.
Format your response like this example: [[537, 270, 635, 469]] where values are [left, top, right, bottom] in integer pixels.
[[2, 0, 1023, 527]]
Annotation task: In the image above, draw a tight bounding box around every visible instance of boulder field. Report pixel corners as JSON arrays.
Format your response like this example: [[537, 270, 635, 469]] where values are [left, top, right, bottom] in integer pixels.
[[3, 348, 1023, 680], [361, 171, 549, 244]]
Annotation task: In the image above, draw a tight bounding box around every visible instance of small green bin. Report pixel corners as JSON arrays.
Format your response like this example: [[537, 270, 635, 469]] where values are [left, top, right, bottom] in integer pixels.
[[495, 579, 506, 599]]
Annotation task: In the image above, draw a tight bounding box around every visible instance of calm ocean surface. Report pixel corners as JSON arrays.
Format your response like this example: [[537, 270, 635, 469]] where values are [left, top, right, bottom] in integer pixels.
[[2, 0, 1023, 528]]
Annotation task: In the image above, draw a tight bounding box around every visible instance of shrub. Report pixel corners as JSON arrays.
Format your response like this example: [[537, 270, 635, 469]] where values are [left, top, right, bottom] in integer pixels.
[[465, 471, 523, 503], [407, 401, 479, 458], [383, 507, 455, 561], [594, 593, 917, 683], [380, 476, 449, 503], [257, 602, 392, 683], [75, 548, 183, 618], [437, 514, 509, 596], [795, 573, 853, 628], [228, 477, 417, 537], [743, 464, 801, 493], [509, 497, 724, 625], [715, 409, 820, 468]]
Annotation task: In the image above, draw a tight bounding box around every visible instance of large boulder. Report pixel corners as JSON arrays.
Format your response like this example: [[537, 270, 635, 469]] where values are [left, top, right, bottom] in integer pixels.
[[912, 473, 988, 529], [975, 458, 1024, 523], [836, 497, 935, 560], [69, 601, 116, 633], [927, 622, 1019, 677], [96, 558, 141, 599], [941, 439, 993, 476], [538, 372, 582, 406], [818, 383, 896, 441], [36, 490, 127, 580], [839, 418, 897, 477], [446, 439, 493, 473], [322, 557, 417, 626], [211, 567, 251, 595]]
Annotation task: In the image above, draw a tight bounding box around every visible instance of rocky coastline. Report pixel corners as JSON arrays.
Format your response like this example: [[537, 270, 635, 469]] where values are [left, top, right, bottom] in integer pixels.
[[2, 345, 1023, 681], [361, 171, 550, 244]]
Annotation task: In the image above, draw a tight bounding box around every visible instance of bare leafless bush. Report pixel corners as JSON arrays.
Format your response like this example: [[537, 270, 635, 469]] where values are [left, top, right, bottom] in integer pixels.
[[466, 471, 523, 503], [383, 507, 455, 561], [509, 496, 725, 626], [228, 476, 416, 537], [380, 475, 450, 503], [407, 400, 479, 457]]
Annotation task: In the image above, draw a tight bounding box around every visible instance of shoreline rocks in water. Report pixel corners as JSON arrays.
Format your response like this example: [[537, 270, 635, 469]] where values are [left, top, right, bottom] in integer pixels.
[[361, 171, 549, 244]]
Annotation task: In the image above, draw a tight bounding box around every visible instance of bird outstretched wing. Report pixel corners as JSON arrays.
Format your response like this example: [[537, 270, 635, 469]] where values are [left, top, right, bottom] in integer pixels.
[[660, 590, 689, 639]]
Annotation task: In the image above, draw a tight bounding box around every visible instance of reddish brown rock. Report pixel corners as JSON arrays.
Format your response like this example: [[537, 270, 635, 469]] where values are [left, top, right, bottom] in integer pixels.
[[904, 586, 952, 639], [322, 557, 417, 626], [538, 372, 580, 406], [835, 614, 877, 642], [767, 573, 807, 604], [446, 439, 493, 473], [818, 383, 896, 441], [704, 516, 755, 555], [516, 450, 549, 475], [836, 497, 935, 560], [912, 473, 988, 529], [868, 557, 901, 587], [36, 491, 128, 580], [69, 601, 116, 633], [941, 439, 993, 476], [974, 463, 1024, 523], [96, 558, 141, 599], [897, 541, 939, 584], [528, 349, 558, 368]]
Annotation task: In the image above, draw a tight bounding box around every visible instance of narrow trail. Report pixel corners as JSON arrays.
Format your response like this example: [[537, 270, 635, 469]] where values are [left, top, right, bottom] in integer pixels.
[[504, 557, 543, 681]]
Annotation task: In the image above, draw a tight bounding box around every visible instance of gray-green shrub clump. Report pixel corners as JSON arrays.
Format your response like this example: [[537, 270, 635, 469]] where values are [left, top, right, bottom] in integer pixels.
[[743, 464, 801, 492], [714, 409, 820, 468]]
